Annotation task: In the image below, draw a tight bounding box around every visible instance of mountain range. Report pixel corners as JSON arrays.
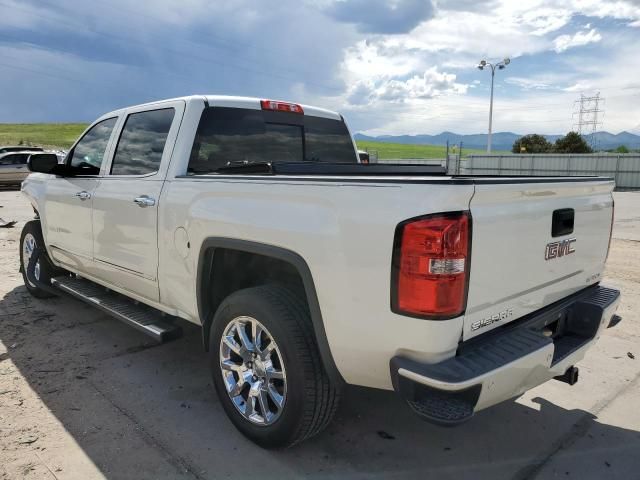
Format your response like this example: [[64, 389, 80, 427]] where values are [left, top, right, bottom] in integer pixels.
[[354, 131, 640, 151]]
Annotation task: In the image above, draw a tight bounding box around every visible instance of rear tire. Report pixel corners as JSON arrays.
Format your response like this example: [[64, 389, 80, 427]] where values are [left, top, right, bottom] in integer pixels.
[[20, 220, 65, 298], [209, 285, 341, 448]]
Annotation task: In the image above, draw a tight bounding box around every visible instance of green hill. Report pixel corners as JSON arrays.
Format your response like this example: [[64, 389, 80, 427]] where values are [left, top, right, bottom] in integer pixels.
[[0, 123, 88, 150], [356, 140, 498, 159]]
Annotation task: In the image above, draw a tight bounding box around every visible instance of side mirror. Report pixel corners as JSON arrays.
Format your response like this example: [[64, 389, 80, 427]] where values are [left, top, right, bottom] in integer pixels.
[[357, 150, 370, 164], [28, 153, 64, 175]]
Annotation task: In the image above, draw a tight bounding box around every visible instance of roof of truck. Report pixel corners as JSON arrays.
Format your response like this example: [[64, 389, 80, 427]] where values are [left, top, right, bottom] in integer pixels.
[[102, 95, 342, 121]]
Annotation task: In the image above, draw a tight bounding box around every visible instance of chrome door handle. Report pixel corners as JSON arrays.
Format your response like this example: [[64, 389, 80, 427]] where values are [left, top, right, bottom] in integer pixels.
[[133, 195, 156, 208], [74, 191, 91, 201]]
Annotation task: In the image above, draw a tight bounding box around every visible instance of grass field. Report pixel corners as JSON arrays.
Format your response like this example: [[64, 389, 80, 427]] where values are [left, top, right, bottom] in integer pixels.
[[0, 124, 498, 158], [0, 123, 88, 150], [355, 140, 500, 159]]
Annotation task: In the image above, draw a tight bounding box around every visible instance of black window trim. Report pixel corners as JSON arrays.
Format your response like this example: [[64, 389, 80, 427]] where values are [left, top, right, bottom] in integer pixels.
[[106, 107, 176, 179]]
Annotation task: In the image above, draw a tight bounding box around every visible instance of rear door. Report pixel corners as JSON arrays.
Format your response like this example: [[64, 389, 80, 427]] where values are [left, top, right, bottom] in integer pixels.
[[91, 101, 184, 302], [463, 179, 614, 340]]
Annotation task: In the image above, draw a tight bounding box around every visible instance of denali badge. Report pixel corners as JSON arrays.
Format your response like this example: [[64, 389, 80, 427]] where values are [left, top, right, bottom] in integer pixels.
[[545, 238, 576, 260], [471, 308, 514, 331]]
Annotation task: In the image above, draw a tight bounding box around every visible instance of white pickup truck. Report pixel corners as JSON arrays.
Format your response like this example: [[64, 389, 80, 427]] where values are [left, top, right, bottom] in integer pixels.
[[20, 95, 620, 448]]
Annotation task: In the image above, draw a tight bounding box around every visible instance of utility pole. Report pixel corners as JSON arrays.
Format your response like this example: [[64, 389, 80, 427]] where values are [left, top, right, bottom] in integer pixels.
[[445, 140, 450, 173], [477, 58, 510, 153], [488, 69, 495, 153], [573, 92, 604, 150]]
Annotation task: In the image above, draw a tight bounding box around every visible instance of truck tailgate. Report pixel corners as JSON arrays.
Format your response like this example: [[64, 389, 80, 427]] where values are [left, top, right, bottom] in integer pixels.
[[463, 179, 614, 340]]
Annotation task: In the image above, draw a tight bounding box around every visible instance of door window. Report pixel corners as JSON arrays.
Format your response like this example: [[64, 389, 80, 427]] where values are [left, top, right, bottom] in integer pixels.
[[12, 154, 29, 164], [68, 117, 117, 175], [0, 154, 29, 165], [110, 108, 175, 176]]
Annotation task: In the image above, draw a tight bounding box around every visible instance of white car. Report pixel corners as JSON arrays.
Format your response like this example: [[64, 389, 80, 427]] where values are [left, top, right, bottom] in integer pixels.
[[20, 95, 620, 448]]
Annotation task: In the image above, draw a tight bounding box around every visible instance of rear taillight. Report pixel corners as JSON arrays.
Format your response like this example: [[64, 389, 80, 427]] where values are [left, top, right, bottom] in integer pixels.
[[391, 212, 471, 319], [260, 99, 304, 114]]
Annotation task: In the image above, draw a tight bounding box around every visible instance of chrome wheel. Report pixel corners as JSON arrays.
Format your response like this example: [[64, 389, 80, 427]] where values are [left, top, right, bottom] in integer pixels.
[[22, 233, 40, 287], [219, 316, 287, 426]]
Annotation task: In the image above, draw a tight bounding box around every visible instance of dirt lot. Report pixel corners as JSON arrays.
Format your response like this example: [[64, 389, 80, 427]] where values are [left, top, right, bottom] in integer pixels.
[[0, 189, 638, 480]]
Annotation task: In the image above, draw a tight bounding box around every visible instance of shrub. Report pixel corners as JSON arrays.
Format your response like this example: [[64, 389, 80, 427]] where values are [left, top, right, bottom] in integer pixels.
[[512, 134, 553, 154]]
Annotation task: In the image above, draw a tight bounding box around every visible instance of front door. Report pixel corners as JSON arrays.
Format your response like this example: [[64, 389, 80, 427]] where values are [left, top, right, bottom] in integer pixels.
[[43, 117, 118, 271], [91, 105, 180, 302]]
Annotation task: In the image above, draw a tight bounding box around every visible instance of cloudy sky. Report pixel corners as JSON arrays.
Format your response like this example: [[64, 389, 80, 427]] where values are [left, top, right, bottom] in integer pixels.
[[1, 0, 639, 135]]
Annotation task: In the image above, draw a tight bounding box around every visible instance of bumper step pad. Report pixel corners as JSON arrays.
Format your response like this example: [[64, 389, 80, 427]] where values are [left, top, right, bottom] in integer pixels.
[[51, 276, 182, 343], [407, 393, 475, 425]]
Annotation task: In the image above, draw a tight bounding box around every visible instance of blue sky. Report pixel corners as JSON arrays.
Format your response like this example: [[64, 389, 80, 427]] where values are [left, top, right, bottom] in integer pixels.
[[1, 0, 639, 135]]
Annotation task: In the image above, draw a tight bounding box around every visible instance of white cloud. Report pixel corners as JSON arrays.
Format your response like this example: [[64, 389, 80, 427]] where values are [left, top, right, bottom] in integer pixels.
[[563, 81, 596, 92], [553, 28, 603, 52], [347, 67, 468, 105], [520, 9, 573, 36], [504, 77, 553, 90], [331, 0, 640, 135]]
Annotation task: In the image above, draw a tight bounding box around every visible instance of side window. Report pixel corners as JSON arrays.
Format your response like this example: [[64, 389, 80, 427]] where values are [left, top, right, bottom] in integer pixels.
[[110, 108, 175, 176], [68, 117, 117, 175], [0, 154, 27, 165], [13, 154, 29, 165]]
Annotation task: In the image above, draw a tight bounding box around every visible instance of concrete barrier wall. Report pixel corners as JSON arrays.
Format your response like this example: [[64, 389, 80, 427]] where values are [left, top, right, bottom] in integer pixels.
[[462, 154, 640, 189]]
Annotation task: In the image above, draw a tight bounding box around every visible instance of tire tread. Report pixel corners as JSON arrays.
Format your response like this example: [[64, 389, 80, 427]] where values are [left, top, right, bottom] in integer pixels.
[[257, 285, 341, 446]]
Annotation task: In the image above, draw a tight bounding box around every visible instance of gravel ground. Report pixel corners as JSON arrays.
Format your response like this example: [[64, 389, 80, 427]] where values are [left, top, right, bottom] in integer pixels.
[[0, 188, 638, 480]]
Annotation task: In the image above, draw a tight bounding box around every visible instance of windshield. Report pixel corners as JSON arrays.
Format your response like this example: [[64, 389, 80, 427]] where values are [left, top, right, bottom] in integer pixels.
[[187, 107, 356, 175]]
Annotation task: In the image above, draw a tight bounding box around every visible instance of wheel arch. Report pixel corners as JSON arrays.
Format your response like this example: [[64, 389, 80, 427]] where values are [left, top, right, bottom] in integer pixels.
[[196, 237, 343, 384]]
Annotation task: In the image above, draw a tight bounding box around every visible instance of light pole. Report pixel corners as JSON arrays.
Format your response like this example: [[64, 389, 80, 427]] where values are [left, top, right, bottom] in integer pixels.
[[477, 58, 510, 153]]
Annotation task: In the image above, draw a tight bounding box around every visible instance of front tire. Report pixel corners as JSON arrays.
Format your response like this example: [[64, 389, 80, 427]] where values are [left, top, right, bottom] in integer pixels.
[[20, 220, 65, 298], [210, 285, 341, 448]]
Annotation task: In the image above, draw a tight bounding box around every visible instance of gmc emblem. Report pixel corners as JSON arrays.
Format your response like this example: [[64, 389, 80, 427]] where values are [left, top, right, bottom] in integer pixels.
[[545, 238, 576, 260]]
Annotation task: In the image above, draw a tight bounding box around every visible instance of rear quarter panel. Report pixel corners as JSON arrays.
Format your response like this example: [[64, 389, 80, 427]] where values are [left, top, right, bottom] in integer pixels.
[[159, 177, 474, 389]]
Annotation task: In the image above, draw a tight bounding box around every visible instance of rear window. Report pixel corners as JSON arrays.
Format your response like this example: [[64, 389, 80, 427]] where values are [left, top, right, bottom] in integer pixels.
[[187, 107, 356, 175]]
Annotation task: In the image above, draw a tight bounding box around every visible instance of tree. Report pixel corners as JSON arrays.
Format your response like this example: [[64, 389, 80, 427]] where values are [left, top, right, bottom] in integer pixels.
[[553, 132, 593, 153], [614, 145, 630, 153], [512, 134, 553, 154]]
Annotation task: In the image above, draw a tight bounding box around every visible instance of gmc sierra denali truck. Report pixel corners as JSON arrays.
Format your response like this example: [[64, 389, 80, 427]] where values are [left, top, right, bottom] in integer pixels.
[[20, 95, 620, 448]]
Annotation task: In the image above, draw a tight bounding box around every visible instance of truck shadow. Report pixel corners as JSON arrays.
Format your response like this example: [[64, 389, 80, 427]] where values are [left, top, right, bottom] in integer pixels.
[[0, 284, 638, 479]]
